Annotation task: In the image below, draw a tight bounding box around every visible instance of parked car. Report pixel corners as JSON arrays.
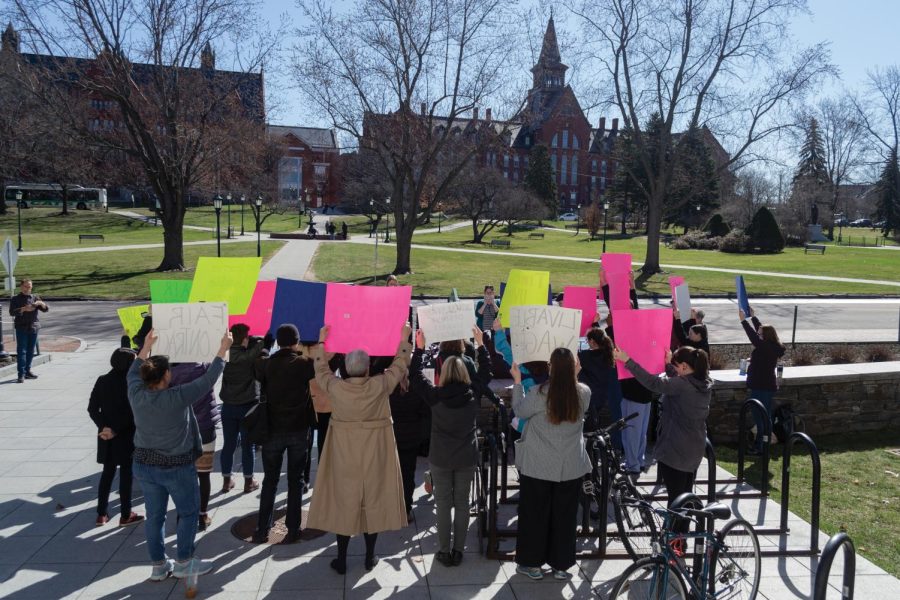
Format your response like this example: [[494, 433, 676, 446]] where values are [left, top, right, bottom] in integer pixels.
[[834, 217, 849, 226], [874, 220, 886, 229], [850, 218, 872, 228], [559, 212, 578, 221]]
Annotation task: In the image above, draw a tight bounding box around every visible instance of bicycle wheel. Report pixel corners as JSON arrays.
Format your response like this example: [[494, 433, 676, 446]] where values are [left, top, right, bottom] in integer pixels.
[[607, 556, 689, 599], [709, 518, 761, 600], [613, 486, 659, 560]]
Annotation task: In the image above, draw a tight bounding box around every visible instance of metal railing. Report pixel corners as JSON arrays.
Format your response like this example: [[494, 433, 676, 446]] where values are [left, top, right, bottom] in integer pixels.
[[813, 532, 855, 599]]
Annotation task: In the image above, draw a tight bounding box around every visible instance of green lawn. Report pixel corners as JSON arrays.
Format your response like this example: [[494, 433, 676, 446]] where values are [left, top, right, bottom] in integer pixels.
[[717, 431, 900, 578], [125, 206, 305, 234], [0, 208, 215, 250], [17, 240, 284, 300], [310, 241, 900, 296]]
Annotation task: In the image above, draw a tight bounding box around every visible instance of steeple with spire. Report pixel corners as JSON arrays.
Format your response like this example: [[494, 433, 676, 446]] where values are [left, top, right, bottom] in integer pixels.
[[531, 15, 567, 90], [2, 22, 20, 54], [200, 41, 215, 70]]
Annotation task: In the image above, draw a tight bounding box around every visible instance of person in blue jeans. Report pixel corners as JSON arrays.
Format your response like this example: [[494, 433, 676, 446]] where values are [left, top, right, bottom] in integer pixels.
[[128, 328, 231, 582], [9, 279, 48, 383]]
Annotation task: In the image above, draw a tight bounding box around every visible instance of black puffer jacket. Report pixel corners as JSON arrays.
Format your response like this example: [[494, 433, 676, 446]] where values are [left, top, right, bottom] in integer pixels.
[[742, 316, 785, 391], [389, 382, 428, 451]]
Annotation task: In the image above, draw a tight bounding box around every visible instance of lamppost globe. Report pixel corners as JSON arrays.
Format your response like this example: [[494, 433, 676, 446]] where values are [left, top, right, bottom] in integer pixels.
[[239, 194, 246, 235], [213, 195, 223, 257], [384, 197, 391, 243], [602, 201, 610, 253], [254, 195, 262, 257], [15, 190, 23, 251]]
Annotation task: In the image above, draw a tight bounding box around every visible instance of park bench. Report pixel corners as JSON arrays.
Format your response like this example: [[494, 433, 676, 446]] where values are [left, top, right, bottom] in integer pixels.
[[528, 232, 545, 239], [662, 234, 675, 247], [490, 239, 511, 248], [78, 234, 105, 243], [804, 243, 826, 255]]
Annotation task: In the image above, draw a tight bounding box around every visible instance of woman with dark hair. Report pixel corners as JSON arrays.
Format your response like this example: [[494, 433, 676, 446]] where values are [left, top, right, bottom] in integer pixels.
[[613, 345, 712, 535], [512, 348, 591, 581], [128, 329, 231, 582], [88, 347, 143, 527], [577, 327, 620, 433], [740, 308, 786, 453], [673, 309, 711, 359], [409, 328, 482, 567]]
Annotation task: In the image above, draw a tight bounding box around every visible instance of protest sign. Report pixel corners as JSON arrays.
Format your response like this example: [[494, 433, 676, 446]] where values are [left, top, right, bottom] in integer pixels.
[[323, 284, 412, 355], [268, 279, 328, 342], [601, 253, 632, 275], [496, 269, 550, 326], [188, 257, 261, 315], [228, 280, 277, 336], [508, 305, 581, 364], [152, 302, 228, 362], [668, 276, 685, 307], [613, 308, 673, 380], [736, 275, 751, 316], [562, 286, 598, 335], [150, 280, 193, 304], [417, 300, 476, 344], [117, 305, 149, 341], [674, 284, 692, 322], [607, 271, 633, 311]]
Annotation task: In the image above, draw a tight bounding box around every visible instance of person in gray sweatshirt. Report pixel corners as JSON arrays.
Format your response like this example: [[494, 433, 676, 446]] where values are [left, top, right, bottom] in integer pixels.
[[128, 328, 231, 582], [613, 345, 712, 535]]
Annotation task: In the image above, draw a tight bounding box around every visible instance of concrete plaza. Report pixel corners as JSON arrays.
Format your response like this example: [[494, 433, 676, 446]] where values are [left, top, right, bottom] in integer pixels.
[[0, 342, 898, 599]]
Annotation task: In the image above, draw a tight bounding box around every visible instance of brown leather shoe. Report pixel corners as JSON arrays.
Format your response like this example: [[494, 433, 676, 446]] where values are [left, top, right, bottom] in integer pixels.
[[221, 476, 235, 493], [119, 512, 144, 527], [243, 478, 260, 494]]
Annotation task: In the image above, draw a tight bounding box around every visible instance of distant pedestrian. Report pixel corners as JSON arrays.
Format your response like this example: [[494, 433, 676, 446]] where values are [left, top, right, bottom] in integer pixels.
[[88, 347, 144, 528], [475, 285, 499, 332], [9, 279, 49, 383], [128, 328, 231, 582], [341, 221, 348, 239]]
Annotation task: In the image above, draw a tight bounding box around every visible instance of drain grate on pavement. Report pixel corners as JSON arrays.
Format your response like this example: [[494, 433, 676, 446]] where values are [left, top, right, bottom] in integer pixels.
[[230, 508, 328, 545]]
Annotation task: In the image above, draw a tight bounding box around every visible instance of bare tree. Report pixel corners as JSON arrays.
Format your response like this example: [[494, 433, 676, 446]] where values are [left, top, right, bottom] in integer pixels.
[[570, 0, 833, 273], [445, 164, 519, 243], [853, 66, 900, 158], [293, 0, 516, 274], [721, 168, 777, 229], [6, 0, 276, 270]]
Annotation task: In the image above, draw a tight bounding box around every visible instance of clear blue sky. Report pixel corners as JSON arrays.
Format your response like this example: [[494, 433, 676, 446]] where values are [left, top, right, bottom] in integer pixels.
[[261, 1, 900, 130]]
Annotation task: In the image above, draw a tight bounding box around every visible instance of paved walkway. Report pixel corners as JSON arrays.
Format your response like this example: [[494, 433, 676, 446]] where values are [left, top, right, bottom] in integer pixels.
[[0, 344, 898, 599], [112, 210, 216, 232]]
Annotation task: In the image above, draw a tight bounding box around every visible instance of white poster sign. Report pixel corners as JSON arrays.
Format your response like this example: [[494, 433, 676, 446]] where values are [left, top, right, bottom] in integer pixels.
[[416, 300, 476, 344], [153, 302, 228, 362], [674, 284, 692, 323], [509, 305, 582, 364]]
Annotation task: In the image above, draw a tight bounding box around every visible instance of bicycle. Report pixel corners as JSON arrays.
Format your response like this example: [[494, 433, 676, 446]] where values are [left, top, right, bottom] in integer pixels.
[[606, 495, 761, 600], [583, 413, 661, 561]]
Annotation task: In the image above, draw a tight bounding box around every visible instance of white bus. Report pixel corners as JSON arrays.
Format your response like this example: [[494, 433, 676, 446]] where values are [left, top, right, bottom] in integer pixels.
[[3, 184, 108, 210]]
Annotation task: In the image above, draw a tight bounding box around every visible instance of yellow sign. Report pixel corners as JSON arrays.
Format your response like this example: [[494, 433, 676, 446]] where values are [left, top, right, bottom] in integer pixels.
[[188, 257, 261, 315], [497, 269, 551, 327], [117, 305, 149, 342]]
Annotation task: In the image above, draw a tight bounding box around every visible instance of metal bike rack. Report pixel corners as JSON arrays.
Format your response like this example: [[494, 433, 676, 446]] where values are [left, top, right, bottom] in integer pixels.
[[644, 437, 718, 504], [813, 532, 855, 600], [763, 431, 821, 556], [719, 398, 772, 499]]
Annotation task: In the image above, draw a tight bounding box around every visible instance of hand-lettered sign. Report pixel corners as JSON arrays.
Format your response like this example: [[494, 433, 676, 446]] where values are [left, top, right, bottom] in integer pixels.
[[188, 257, 261, 315], [323, 284, 412, 355], [117, 305, 149, 341], [417, 300, 476, 344], [152, 302, 229, 362], [674, 284, 692, 323], [508, 305, 582, 364], [229, 280, 277, 336], [613, 308, 673, 380], [497, 269, 550, 327], [150, 280, 193, 304], [562, 286, 598, 336], [269, 279, 327, 342]]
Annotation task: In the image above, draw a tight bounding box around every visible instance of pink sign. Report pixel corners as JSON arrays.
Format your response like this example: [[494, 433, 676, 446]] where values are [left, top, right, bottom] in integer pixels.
[[563, 286, 598, 335], [228, 280, 277, 336], [601, 253, 632, 275], [607, 272, 633, 311], [323, 284, 413, 355], [613, 308, 674, 380], [668, 276, 685, 308]]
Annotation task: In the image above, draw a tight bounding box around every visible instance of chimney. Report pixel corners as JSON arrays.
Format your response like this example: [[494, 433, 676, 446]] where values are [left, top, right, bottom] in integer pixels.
[[612, 118, 619, 131], [599, 117, 606, 132], [421, 102, 426, 116], [486, 108, 492, 122], [473, 107, 479, 121]]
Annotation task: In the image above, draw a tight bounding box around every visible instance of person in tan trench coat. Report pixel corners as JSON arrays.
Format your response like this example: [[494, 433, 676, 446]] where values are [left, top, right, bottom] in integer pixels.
[[307, 323, 413, 574]]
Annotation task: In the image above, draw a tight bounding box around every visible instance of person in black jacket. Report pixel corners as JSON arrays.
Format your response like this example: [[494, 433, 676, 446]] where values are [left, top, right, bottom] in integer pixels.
[[410, 327, 485, 568], [673, 310, 711, 360], [577, 327, 618, 432], [88, 348, 144, 527], [388, 373, 428, 522], [740, 308, 786, 453]]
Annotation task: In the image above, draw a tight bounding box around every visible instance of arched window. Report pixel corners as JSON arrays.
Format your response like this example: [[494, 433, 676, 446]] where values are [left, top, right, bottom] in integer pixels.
[[571, 155, 578, 185], [551, 133, 558, 148], [562, 130, 569, 148], [573, 135, 579, 149], [561, 155, 568, 184]]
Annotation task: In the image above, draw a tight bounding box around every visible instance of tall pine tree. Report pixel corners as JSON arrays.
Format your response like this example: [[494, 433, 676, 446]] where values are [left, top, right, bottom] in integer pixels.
[[525, 144, 557, 220], [792, 117, 829, 226], [875, 147, 899, 236]]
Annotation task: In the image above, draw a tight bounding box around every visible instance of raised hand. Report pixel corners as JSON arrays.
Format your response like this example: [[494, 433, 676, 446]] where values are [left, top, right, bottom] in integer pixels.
[[472, 327, 484, 347], [319, 325, 331, 343], [510, 362, 522, 384], [612, 347, 629, 363], [415, 329, 426, 350]]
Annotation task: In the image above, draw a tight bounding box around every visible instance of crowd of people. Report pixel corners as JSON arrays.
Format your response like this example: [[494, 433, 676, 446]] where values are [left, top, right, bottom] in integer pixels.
[[78, 279, 786, 582]]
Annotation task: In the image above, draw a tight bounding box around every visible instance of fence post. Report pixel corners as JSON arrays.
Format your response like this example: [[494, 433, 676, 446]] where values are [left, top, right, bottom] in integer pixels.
[[791, 305, 798, 348]]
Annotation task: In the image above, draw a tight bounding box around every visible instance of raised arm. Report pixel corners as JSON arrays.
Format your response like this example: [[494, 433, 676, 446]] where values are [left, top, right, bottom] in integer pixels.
[[312, 336, 340, 396], [472, 328, 493, 385], [380, 324, 414, 393], [739, 309, 762, 347], [672, 314, 689, 346], [408, 347, 441, 406], [613, 347, 675, 396]]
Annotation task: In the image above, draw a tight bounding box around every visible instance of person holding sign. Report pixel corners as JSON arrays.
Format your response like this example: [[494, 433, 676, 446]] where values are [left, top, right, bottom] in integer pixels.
[[128, 328, 232, 582], [511, 349, 591, 581], [308, 323, 413, 575], [739, 308, 786, 454], [613, 345, 711, 534], [409, 327, 484, 567]]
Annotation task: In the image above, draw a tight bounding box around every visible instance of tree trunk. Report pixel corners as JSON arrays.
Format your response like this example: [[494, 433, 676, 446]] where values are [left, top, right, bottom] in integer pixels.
[[642, 190, 665, 274], [61, 188, 69, 216], [393, 224, 414, 274], [156, 195, 186, 271]]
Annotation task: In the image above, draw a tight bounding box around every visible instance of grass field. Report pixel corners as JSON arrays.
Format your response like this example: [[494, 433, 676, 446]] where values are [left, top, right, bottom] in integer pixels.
[[16, 240, 284, 300], [124, 206, 306, 234], [717, 431, 900, 578]]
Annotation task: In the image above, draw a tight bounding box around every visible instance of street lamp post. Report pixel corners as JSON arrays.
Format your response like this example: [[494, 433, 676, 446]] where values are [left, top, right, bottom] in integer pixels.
[[255, 195, 262, 257], [213, 196, 223, 257], [438, 202, 443, 233], [372, 199, 379, 283], [301, 188, 308, 228], [602, 201, 610, 253], [226, 193, 232, 238], [384, 197, 391, 243], [15, 191, 23, 251], [575, 203, 582, 236], [240, 194, 246, 236]]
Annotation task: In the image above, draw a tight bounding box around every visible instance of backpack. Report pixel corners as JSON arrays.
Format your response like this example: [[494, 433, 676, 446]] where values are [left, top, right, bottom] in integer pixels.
[[771, 403, 804, 443]]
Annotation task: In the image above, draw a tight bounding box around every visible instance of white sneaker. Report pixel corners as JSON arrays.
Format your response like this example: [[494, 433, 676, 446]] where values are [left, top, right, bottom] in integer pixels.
[[149, 559, 174, 581], [172, 557, 214, 579]]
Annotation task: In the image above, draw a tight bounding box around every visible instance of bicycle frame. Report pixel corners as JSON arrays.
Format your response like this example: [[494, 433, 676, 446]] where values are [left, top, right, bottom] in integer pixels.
[[654, 513, 717, 598]]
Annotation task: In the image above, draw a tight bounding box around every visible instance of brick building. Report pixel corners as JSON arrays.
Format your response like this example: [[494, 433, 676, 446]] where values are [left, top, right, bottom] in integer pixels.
[[268, 125, 341, 208]]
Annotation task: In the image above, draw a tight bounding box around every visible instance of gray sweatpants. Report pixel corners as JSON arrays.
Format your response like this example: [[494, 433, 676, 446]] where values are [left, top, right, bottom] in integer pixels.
[[430, 465, 474, 553]]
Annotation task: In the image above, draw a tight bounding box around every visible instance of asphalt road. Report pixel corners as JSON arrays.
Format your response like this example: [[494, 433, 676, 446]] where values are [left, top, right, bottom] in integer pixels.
[[3, 298, 898, 345]]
